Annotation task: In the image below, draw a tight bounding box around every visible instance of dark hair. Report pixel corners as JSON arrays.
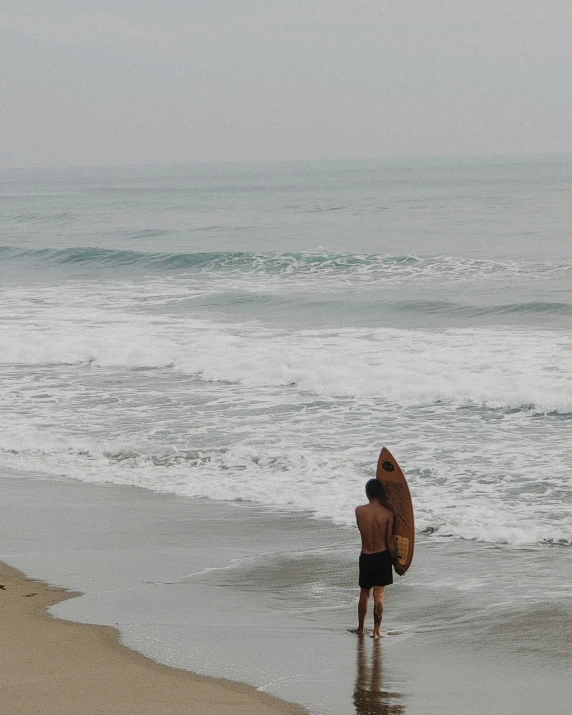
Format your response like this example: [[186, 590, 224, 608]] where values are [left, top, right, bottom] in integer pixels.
[[365, 479, 385, 501]]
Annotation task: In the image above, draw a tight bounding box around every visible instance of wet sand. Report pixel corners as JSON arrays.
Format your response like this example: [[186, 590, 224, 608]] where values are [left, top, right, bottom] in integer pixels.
[[0, 560, 306, 715], [1, 473, 572, 715]]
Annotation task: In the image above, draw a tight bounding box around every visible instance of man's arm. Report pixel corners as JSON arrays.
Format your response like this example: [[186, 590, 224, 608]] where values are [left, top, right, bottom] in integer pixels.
[[386, 512, 405, 576], [355, 506, 362, 532]]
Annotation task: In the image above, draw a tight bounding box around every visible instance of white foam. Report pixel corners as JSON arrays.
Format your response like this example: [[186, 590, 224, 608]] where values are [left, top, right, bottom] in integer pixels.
[[1, 428, 570, 547], [1, 290, 571, 413], [1, 281, 572, 548]]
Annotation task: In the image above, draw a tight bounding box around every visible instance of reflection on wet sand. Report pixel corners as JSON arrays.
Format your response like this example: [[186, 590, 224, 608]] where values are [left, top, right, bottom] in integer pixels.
[[353, 638, 405, 715]]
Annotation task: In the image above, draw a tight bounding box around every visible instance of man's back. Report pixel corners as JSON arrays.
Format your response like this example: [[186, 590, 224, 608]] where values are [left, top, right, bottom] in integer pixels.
[[355, 501, 392, 554], [351, 479, 402, 638]]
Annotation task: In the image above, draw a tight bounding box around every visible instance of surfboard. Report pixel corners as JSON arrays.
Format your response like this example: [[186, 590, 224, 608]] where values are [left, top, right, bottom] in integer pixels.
[[376, 447, 415, 572]]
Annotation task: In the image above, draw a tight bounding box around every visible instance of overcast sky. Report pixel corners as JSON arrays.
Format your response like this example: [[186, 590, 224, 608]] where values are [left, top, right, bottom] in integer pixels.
[[1, 1, 571, 168]]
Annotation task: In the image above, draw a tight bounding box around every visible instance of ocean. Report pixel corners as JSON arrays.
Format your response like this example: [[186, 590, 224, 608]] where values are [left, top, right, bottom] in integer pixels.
[[2, 157, 571, 544], [1, 157, 572, 713]]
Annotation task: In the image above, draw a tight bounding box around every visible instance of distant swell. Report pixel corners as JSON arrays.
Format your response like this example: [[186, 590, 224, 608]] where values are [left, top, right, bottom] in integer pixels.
[[0, 245, 223, 270], [393, 299, 572, 317], [1, 245, 571, 285]]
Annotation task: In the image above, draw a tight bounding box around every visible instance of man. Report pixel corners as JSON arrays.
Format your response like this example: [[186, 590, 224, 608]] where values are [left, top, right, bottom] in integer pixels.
[[350, 479, 405, 639]]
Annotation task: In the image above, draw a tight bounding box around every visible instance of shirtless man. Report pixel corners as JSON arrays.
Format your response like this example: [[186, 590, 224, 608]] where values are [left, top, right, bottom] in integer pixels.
[[351, 479, 405, 639]]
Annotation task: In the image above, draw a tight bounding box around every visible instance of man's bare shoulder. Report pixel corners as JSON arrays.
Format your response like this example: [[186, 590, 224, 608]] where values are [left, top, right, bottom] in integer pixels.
[[368, 502, 394, 521], [378, 503, 394, 517]]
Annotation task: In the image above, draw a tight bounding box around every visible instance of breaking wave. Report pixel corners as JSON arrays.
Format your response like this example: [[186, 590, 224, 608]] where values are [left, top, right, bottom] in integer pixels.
[[1, 245, 571, 286]]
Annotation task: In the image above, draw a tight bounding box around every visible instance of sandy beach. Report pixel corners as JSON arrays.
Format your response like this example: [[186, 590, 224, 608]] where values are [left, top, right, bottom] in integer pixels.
[[0, 560, 306, 715]]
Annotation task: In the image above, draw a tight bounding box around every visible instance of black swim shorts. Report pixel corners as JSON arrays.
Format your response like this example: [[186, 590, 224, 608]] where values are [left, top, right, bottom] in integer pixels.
[[358, 550, 393, 589]]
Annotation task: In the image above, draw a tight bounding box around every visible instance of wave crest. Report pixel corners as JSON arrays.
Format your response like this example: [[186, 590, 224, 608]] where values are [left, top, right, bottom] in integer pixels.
[[1, 245, 571, 284]]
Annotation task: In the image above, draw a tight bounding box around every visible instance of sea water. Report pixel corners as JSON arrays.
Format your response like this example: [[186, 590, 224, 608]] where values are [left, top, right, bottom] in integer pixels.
[[1, 157, 571, 548], [2, 157, 572, 713]]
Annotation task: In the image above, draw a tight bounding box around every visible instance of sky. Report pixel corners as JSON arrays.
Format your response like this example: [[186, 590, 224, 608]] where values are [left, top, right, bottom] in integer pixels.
[[1, 0, 572, 168]]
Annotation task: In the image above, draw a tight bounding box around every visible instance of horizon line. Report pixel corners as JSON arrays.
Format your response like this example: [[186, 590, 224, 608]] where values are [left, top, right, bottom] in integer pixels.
[[2, 151, 572, 172]]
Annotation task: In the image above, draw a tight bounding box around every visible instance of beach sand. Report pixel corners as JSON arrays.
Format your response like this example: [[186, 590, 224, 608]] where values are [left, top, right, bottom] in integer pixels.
[[0, 561, 306, 715]]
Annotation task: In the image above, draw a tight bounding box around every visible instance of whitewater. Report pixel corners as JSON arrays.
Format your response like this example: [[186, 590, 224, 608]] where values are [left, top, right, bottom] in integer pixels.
[[1, 158, 571, 548]]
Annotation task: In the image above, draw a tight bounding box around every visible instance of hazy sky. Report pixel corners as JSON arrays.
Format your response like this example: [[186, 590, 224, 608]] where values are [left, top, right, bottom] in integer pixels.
[[1, 1, 571, 168]]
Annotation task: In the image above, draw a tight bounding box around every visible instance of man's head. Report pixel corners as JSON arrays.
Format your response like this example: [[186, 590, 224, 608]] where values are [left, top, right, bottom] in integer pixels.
[[365, 478, 385, 502]]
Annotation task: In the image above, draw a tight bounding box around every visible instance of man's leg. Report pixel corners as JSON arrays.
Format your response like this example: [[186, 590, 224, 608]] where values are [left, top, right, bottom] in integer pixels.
[[372, 586, 385, 639], [355, 588, 371, 634], [350, 588, 370, 634]]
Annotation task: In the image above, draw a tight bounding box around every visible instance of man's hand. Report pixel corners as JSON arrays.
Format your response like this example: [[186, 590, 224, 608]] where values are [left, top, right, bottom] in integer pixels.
[[393, 560, 406, 576]]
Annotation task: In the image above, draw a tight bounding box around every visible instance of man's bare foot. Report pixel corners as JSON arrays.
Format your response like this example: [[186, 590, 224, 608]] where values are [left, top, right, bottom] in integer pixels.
[[348, 628, 365, 635], [371, 631, 383, 639]]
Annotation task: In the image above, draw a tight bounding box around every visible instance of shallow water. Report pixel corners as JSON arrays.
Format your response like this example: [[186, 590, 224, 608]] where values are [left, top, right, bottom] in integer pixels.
[[1, 475, 571, 715]]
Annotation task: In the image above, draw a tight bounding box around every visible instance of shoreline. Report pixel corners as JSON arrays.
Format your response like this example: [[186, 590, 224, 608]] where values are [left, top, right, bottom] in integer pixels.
[[2, 474, 572, 715], [0, 560, 307, 715]]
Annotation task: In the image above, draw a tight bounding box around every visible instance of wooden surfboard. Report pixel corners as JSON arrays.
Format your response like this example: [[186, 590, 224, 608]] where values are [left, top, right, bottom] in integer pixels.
[[376, 447, 415, 572]]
